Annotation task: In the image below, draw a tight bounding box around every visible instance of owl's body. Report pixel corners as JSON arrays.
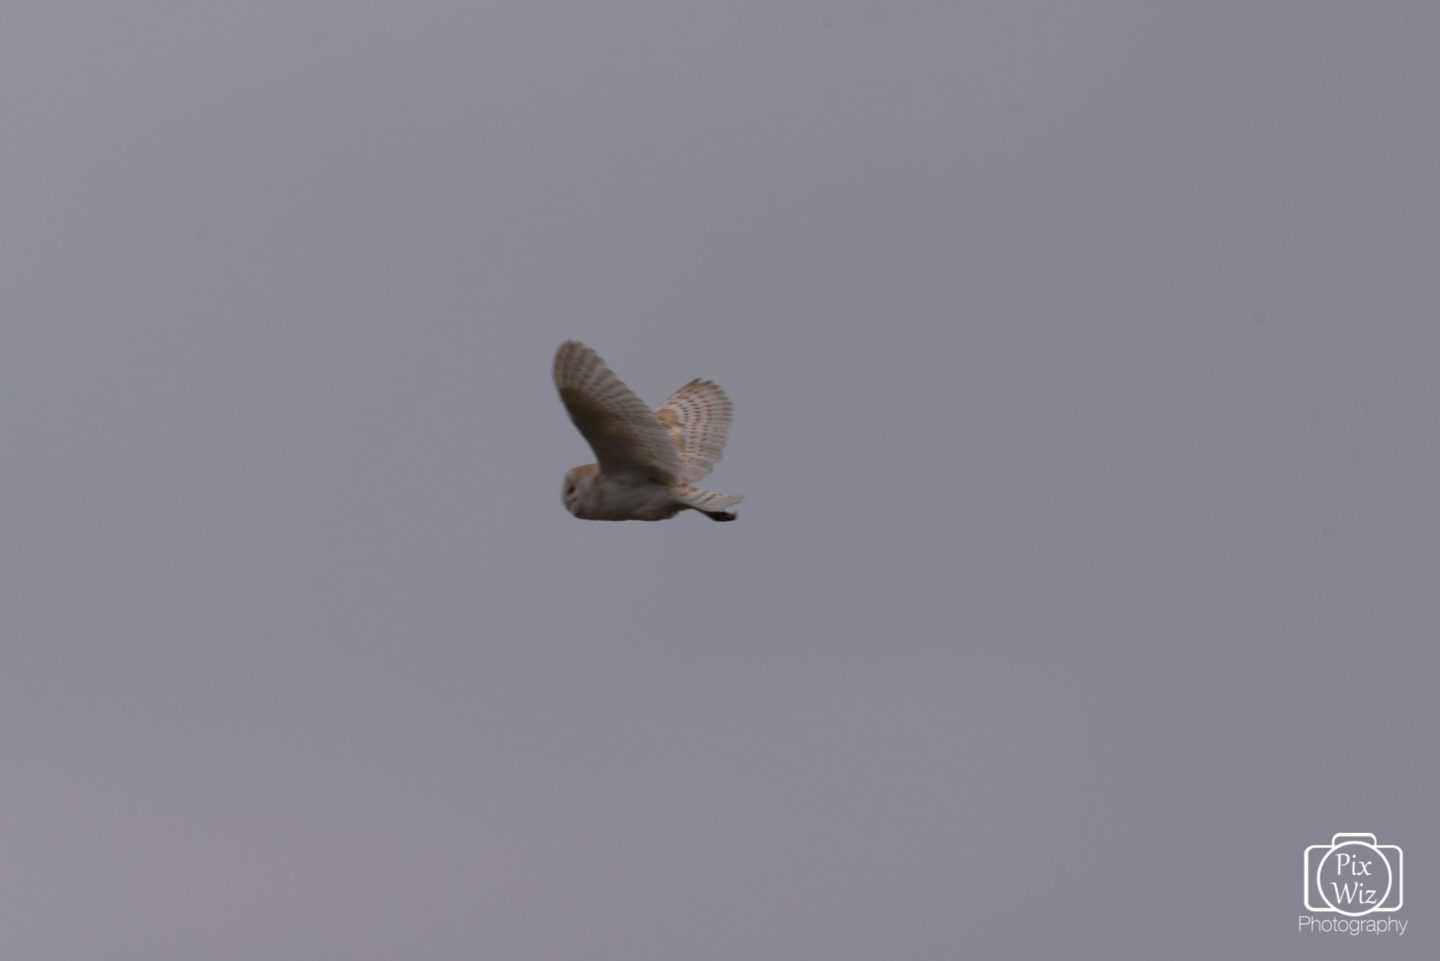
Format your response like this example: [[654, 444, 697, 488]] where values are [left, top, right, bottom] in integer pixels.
[[554, 341, 742, 522]]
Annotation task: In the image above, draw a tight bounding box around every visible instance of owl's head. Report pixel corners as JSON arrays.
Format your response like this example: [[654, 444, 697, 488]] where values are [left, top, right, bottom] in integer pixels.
[[562, 463, 600, 517]]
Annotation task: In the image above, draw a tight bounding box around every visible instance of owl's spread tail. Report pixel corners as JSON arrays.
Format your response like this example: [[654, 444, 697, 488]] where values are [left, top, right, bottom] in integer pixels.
[[675, 484, 743, 521]]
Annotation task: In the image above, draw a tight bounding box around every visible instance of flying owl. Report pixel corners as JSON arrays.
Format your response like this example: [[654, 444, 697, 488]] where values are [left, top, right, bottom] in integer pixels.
[[554, 340, 743, 521]]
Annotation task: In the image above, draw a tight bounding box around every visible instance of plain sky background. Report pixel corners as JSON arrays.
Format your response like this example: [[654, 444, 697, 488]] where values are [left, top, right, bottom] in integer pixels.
[[4, 2, 1437, 958]]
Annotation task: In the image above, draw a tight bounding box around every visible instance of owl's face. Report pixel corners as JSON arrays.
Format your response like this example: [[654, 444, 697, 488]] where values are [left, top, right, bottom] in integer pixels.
[[562, 464, 600, 517]]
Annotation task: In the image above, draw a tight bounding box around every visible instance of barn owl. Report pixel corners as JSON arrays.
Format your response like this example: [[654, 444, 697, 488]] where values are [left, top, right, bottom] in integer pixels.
[[554, 340, 742, 521]]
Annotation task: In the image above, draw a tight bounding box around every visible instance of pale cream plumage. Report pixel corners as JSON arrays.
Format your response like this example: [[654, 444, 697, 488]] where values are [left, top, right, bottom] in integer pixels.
[[554, 341, 742, 521]]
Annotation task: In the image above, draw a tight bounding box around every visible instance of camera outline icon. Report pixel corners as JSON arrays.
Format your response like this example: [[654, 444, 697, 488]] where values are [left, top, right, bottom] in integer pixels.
[[1303, 833, 1403, 917]]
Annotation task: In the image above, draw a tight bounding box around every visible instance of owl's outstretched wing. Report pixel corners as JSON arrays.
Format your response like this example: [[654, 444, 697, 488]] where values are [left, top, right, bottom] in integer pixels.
[[554, 341, 682, 483], [656, 379, 734, 483]]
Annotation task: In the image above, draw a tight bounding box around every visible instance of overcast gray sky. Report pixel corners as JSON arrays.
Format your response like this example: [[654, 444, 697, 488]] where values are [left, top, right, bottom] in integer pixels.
[[4, 2, 1437, 958]]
